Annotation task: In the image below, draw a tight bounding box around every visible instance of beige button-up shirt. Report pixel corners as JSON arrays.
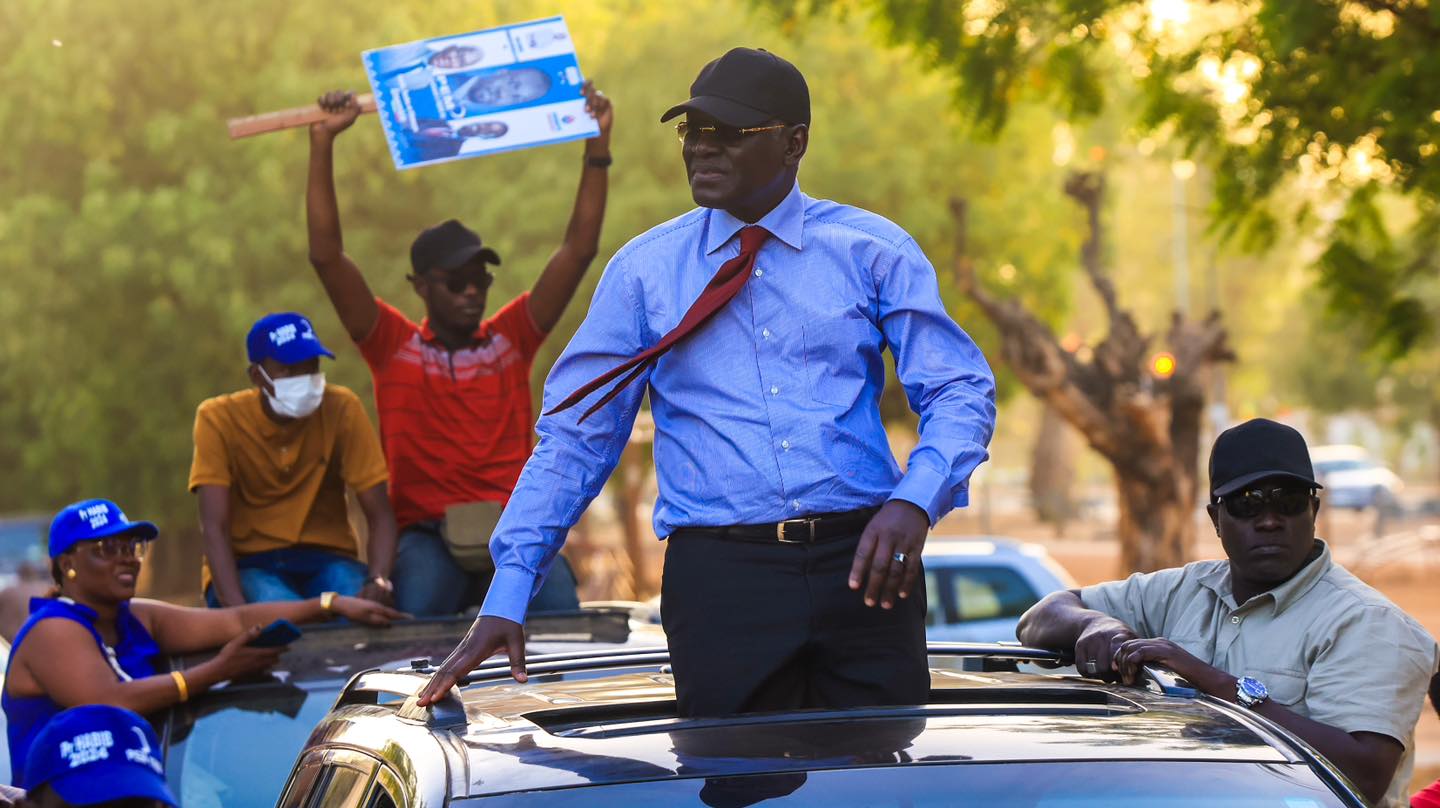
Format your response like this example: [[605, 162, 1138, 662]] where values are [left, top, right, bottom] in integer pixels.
[[1082, 540, 1437, 808]]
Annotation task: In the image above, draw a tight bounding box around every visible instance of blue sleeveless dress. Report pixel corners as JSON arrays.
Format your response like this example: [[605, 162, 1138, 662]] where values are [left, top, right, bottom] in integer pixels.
[[3, 597, 160, 786]]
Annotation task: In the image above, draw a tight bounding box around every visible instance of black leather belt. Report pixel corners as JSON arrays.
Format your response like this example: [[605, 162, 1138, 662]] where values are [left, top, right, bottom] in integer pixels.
[[672, 506, 881, 544]]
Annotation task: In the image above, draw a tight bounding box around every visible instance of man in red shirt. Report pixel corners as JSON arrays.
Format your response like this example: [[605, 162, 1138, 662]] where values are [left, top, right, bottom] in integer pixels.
[[304, 83, 613, 616]]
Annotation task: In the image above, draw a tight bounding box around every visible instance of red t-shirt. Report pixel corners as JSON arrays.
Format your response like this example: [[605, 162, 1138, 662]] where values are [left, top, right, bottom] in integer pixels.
[[358, 294, 546, 529], [1414, 780, 1440, 808]]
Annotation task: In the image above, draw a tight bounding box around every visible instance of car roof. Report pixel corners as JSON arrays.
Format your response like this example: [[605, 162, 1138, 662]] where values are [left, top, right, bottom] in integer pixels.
[[922, 536, 1041, 557], [313, 645, 1309, 800]]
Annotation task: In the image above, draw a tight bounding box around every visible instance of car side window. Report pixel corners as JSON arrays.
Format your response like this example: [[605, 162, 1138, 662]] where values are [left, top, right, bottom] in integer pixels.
[[277, 762, 324, 808], [924, 570, 940, 627], [364, 786, 398, 808], [946, 568, 1039, 622], [315, 765, 372, 808]]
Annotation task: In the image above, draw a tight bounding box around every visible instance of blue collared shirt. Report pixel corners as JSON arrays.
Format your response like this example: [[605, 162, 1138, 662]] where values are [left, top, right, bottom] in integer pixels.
[[483, 183, 996, 623]]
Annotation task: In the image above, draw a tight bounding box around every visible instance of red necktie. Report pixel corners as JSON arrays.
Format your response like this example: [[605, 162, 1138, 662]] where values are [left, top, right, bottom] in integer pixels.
[[547, 225, 772, 423]]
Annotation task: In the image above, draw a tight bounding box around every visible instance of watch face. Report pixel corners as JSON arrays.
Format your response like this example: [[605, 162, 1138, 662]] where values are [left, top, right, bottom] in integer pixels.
[[1239, 677, 1268, 700]]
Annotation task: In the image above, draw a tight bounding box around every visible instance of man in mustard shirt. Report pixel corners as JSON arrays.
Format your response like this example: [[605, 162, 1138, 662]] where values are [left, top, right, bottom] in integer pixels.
[[1019, 418, 1437, 808], [189, 312, 399, 607]]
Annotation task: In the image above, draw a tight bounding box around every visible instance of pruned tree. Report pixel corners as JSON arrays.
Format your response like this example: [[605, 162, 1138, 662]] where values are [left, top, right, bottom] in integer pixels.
[[953, 172, 1234, 572]]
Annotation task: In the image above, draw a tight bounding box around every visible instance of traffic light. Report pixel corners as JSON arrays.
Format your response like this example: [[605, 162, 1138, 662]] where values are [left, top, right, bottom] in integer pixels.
[[1150, 352, 1177, 380]]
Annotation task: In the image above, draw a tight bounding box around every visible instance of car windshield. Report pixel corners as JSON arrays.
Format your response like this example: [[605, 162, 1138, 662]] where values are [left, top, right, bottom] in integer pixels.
[[163, 611, 639, 808], [465, 761, 1351, 807]]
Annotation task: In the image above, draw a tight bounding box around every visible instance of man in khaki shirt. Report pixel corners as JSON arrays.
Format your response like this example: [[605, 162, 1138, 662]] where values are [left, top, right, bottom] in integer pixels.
[[1019, 418, 1437, 808]]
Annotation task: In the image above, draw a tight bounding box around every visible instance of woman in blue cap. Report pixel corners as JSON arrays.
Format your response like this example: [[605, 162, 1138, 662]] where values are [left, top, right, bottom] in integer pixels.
[[2, 498, 407, 785]]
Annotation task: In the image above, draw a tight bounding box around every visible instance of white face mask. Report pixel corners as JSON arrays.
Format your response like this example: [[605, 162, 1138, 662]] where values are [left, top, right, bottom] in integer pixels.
[[258, 367, 325, 419]]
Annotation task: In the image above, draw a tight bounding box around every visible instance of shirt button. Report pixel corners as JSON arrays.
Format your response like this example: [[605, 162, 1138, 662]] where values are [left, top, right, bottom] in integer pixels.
[[762, 328, 771, 339], [770, 386, 779, 395], [1230, 615, 1241, 624], [754, 269, 764, 277], [781, 440, 791, 450]]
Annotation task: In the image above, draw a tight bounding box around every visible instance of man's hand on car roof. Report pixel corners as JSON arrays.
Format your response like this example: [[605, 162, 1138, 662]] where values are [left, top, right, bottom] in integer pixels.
[[1074, 616, 1137, 681], [418, 615, 527, 706]]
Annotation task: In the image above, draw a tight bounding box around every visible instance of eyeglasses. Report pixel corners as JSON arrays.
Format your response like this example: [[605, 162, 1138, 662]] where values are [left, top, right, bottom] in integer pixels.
[[84, 536, 150, 561], [1217, 486, 1315, 520], [429, 267, 494, 294], [675, 121, 787, 146]]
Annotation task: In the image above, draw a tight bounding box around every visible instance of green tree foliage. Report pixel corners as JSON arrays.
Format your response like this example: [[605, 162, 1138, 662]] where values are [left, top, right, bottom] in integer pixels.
[[763, 0, 1440, 356], [0, 0, 1085, 540]]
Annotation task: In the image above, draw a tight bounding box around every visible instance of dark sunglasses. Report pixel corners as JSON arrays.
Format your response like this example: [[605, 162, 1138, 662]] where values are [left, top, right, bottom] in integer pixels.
[[424, 267, 494, 294], [83, 536, 150, 561], [674, 121, 787, 147], [1217, 486, 1315, 519]]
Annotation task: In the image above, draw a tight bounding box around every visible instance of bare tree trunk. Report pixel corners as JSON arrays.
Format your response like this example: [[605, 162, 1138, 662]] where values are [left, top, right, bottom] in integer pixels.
[[951, 173, 1232, 574], [1029, 404, 1076, 534]]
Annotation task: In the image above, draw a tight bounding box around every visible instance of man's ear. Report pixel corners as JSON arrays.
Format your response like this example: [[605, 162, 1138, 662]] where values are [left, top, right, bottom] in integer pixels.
[[248, 364, 271, 395], [408, 273, 428, 297], [1206, 501, 1221, 534], [784, 124, 808, 166]]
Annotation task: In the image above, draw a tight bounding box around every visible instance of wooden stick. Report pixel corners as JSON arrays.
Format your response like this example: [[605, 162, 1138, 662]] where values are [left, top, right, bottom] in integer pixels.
[[227, 94, 379, 140]]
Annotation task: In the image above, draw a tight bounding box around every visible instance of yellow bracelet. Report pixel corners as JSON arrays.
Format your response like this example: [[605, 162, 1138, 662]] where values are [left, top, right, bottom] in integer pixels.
[[320, 591, 337, 613], [170, 670, 189, 703]]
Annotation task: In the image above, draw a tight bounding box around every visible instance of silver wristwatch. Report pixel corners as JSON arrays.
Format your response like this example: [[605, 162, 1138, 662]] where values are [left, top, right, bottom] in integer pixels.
[[1236, 676, 1269, 709]]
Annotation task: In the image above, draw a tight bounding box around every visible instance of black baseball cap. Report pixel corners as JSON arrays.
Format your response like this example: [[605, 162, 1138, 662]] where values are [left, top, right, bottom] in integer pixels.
[[660, 47, 810, 128], [1209, 418, 1322, 497], [410, 219, 501, 275]]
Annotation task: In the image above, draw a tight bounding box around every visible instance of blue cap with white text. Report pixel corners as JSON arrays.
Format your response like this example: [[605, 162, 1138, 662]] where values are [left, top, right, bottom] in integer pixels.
[[246, 312, 336, 365], [49, 498, 159, 558], [23, 705, 178, 806]]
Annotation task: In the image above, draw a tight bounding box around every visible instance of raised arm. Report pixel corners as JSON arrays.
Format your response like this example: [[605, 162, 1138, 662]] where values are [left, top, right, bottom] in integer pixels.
[[196, 485, 245, 608], [526, 81, 613, 333], [308, 90, 379, 342]]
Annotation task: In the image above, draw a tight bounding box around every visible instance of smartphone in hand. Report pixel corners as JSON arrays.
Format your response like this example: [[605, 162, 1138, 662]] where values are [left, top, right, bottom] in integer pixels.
[[248, 619, 303, 648]]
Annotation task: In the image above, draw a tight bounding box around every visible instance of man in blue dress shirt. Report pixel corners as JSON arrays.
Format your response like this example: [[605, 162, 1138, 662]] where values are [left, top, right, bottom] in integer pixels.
[[420, 47, 996, 717]]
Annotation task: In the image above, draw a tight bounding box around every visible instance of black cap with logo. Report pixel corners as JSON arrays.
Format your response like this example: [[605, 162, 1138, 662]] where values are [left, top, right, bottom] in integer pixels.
[[1208, 418, 1323, 497], [410, 219, 501, 275], [660, 47, 810, 128]]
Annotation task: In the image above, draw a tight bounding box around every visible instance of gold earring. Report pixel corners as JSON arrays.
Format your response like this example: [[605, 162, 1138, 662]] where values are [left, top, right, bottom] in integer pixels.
[[65, 569, 77, 579]]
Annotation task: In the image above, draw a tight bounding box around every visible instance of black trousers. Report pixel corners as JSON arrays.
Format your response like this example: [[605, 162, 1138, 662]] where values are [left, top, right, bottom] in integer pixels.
[[661, 529, 929, 718]]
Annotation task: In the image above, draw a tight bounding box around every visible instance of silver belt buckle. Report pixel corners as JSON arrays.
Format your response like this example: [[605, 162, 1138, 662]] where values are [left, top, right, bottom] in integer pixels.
[[776, 517, 817, 543]]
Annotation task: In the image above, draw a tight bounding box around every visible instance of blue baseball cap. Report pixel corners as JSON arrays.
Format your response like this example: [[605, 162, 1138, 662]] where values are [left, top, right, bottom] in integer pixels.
[[23, 705, 178, 806], [246, 312, 336, 365], [49, 498, 159, 558]]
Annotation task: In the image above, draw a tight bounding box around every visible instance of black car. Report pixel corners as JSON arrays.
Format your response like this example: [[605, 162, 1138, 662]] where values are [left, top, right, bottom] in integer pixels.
[[0, 609, 654, 807], [275, 644, 1367, 807]]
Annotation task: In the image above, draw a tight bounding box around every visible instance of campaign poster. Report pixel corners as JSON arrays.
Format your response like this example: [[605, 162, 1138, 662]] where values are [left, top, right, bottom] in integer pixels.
[[362, 17, 599, 170]]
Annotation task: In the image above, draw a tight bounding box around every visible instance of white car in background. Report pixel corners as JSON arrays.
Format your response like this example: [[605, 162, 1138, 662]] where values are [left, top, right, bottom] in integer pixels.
[[1310, 444, 1404, 512], [923, 537, 1077, 643], [599, 537, 1078, 645]]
